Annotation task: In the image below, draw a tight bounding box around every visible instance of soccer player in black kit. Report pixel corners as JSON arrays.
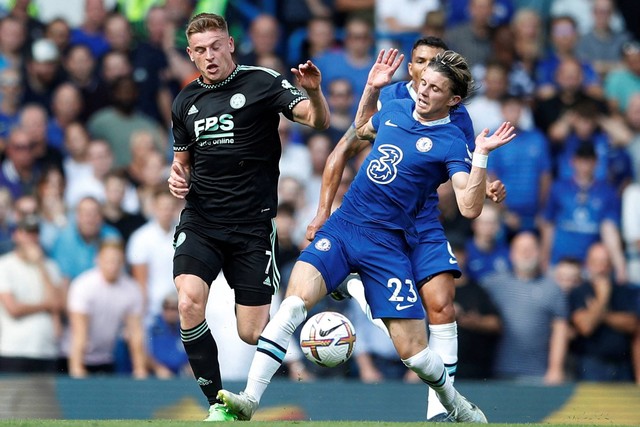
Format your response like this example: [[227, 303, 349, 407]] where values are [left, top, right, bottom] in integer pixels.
[[167, 13, 330, 421]]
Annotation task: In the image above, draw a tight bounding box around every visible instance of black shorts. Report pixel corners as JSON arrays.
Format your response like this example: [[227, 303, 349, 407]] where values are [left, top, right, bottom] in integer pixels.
[[173, 208, 279, 306]]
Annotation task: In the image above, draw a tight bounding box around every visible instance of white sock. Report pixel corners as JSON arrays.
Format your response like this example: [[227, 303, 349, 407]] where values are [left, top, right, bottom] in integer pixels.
[[244, 296, 307, 402], [402, 347, 457, 409], [427, 322, 458, 418], [347, 277, 390, 338]]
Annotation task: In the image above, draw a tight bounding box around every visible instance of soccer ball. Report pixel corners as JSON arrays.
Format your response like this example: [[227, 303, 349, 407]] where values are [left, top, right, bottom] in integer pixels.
[[299, 311, 356, 368]]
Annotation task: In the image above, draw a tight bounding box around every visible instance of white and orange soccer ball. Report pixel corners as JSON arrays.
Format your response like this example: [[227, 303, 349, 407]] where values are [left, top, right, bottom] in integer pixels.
[[299, 311, 357, 368]]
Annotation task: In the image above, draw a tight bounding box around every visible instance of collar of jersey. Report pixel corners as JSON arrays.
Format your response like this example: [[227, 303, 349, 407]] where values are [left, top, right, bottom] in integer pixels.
[[196, 65, 239, 89], [407, 82, 417, 102], [412, 110, 451, 126]]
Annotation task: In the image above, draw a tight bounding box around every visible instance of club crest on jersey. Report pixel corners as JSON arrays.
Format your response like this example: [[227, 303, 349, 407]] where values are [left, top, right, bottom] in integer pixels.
[[416, 137, 433, 152], [230, 93, 246, 109], [315, 238, 331, 251]]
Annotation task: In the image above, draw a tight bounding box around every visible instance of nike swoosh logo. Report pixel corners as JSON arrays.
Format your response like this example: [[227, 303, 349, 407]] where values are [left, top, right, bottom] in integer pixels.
[[319, 323, 344, 337], [396, 303, 414, 311], [385, 119, 398, 127], [449, 258, 458, 264]]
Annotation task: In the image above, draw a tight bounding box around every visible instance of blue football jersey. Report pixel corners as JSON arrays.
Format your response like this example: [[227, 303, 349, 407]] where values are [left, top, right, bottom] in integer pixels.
[[379, 81, 476, 240], [335, 99, 471, 246]]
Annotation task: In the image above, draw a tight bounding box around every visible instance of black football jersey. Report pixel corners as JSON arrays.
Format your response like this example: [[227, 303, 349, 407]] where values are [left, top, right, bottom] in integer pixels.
[[171, 65, 308, 223]]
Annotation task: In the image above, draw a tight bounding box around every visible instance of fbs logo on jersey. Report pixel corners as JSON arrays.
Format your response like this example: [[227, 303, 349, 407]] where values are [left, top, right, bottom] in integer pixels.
[[194, 114, 235, 146]]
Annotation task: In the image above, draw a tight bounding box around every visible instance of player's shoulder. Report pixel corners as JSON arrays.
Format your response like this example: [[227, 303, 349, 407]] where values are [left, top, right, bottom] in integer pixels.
[[235, 64, 283, 81]]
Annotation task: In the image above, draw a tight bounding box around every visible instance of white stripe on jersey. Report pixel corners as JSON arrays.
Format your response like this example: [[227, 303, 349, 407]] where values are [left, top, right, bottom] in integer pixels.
[[237, 65, 280, 77]]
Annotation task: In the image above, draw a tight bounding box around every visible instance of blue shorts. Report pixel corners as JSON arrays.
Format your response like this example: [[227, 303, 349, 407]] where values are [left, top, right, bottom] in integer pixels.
[[299, 214, 425, 320], [411, 239, 462, 286]]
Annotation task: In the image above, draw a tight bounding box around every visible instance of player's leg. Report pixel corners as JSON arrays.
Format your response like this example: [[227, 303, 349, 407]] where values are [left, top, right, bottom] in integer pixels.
[[219, 261, 331, 420], [173, 219, 233, 421], [413, 240, 460, 421]]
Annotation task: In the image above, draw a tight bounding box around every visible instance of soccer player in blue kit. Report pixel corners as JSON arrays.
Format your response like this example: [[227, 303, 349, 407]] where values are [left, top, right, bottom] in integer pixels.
[[306, 37, 506, 421], [218, 49, 515, 422]]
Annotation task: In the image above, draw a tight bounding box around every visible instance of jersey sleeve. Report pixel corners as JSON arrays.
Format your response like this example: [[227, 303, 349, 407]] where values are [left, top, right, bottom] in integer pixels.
[[265, 72, 308, 121], [171, 98, 191, 153], [446, 133, 472, 178], [452, 105, 476, 150]]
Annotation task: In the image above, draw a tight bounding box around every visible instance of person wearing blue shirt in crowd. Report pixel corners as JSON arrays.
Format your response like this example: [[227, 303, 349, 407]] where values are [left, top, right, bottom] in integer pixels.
[[488, 94, 552, 233], [307, 37, 505, 422], [465, 202, 511, 283], [218, 48, 515, 423], [541, 142, 628, 284]]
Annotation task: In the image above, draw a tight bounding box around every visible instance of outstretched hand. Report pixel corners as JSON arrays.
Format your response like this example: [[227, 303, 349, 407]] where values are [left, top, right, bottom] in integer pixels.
[[475, 122, 516, 154], [291, 60, 322, 92], [367, 49, 405, 90]]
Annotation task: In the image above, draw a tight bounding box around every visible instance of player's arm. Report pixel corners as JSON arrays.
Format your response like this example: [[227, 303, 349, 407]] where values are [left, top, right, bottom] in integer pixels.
[[451, 122, 516, 218], [168, 151, 191, 199], [355, 49, 404, 140], [306, 125, 370, 241], [68, 310, 89, 378], [290, 60, 330, 130]]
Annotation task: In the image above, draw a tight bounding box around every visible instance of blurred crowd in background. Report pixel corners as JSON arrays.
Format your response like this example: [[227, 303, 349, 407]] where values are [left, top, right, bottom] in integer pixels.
[[0, 0, 638, 385]]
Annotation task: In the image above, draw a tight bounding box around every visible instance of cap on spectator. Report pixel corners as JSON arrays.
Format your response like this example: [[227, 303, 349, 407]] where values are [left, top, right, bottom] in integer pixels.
[[574, 142, 597, 159], [31, 39, 59, 62], [15, 214, 40, 232]]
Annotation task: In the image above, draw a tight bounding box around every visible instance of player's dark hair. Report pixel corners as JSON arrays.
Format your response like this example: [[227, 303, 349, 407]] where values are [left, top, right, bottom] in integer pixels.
[[186, 13, 228, 39], [412, 36, 448, 53], [427, 50, 475, 108]]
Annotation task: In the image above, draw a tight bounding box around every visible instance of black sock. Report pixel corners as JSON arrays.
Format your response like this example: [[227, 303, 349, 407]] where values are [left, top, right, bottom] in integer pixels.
[[181, 320, 222, 405]]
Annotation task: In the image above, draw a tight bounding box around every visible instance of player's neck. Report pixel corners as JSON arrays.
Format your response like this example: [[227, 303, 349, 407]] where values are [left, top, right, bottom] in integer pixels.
[[412, 109, 450, 125]]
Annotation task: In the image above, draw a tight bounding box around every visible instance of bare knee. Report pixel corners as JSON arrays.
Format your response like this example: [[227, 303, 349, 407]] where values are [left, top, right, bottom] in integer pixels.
[[175, 274, 208, 327], [421, 275, 456, 324]]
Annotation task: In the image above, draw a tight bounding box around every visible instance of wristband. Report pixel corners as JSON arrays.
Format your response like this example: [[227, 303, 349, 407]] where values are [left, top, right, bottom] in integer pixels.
[[472, 152, 488, 168]]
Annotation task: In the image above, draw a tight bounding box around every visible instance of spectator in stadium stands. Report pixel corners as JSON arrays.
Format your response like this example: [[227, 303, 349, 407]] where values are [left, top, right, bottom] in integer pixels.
[[540, 143, 627, 282], [553, 257, 584, 295], [18, 103, 64, 173], [87, 75, 166, 169], [126, 187, 180, 328], [50, 196, 121, 284], [444, 0, 494, 67], [69, 0, 110, 59], [21, 38, 65, 110], [0, 189, 13, 255], [313, 16, 375, 114], [278, 115, 312, 184], [465, 202, 511, 283], [62, 44, 103, 122], [123, 130, 162, 188], [535, 15, 602, 101], [0, 15, 28, 72], [235, 14, 282, 66], [0, 214, 64, 373], [64, 240, 147, 378], [131, 6, 173, 127], [623, 94, 640, 182], [64, 138, 112, 210], [44, 18, 71, 56], [135, 149, 168, 219], [604, 40, 640, 115], [101, 170, 146, 244], [420, 9, 446, 40], [47, 82, 84, 152], [481, 232, 569, 384], [622, 182, 640, 285], [576, 0, 631, 79], [533, 57, 608, 142], [550, 100, 633, 192], [36, 166, 68, 254], [326, 78, 357, 146], [147, 291, 191, 378], [569, 242, 639, 381], [295, 17, 337, 68], [0, 127, 40, 201], [452, 243, 502, 380], [280, 0, 332, 41], [62, 122, 92, 187], [467, 61, 535, 136], [0, 66, 22, 138], [488, 95, 552, 234]]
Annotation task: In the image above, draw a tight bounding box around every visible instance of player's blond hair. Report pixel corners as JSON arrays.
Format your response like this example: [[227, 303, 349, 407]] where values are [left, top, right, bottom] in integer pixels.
[[186, 13, 228, 39], [427, 50, 475, 108]]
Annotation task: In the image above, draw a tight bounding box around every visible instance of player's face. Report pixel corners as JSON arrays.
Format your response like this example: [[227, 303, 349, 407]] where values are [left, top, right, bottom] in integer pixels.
[[187, 29, 235, 84], [408, 45, 442, 90], [415, 68, 460, 120]]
